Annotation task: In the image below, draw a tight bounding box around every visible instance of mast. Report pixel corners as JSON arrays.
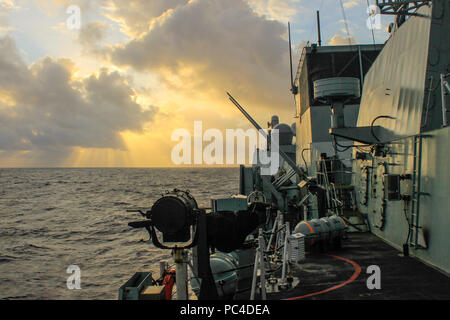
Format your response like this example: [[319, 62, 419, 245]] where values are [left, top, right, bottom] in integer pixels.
[[316, 11, 322, 47]]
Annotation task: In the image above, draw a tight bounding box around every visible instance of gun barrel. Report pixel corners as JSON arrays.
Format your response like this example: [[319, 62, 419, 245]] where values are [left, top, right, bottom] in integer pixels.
[[226, 92, 306, 179]]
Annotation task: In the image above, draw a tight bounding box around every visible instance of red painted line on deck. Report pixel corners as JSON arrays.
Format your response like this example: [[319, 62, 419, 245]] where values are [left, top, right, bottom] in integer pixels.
[[283, 254, 362, 300]]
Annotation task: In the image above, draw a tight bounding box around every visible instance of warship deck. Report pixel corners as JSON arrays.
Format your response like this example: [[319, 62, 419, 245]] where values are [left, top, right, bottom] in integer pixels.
[[237, 232, 450, 300]]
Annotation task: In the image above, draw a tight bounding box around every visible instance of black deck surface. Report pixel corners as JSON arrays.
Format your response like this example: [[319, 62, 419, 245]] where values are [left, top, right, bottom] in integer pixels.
[[237, 232, 450, 300]]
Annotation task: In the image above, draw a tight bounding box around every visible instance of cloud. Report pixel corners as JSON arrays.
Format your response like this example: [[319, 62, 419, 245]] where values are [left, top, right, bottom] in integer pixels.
[[343, 1, 360, 9], [247, 0, 303, 24], [101, 0, 189, 37], [34, 0, 95, 15], [77, 21, 107, 48], [108, 0, 293, 115], [76, 21, 110, 58], [0, 36, 157, 156], [0, 0, 18, 35], [0, 0, 17, 8], [328, 33, 358, 45]]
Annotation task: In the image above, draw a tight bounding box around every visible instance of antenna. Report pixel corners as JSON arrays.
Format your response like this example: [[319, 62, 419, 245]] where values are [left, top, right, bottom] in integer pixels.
[[288, 22, 298, 95], [316, 11, 322, 46]]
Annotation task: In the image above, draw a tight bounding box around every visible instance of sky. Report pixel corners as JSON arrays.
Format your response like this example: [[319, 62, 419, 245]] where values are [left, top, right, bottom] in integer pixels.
[[0, 0, 393, 167]]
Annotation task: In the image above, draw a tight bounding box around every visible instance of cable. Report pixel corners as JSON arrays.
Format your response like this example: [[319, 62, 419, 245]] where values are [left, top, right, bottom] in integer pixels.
[[355, 144, 371, 152], [213, 264, 255, 275], [334, 138, 353, 152], [370, 115, 396, 142], [283, 254, 361, 300], [301, 148, 310, 172], [403, 200, 411, 245], [333, 136, 371, 152], [339, 0, 353, 47]]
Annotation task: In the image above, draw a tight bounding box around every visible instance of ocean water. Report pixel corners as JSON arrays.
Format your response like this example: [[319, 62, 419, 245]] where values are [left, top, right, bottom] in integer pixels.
[[0, 168, 239, 300]]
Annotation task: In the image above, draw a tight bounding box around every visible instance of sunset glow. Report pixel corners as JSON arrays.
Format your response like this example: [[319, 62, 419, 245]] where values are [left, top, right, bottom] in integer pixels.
[[0, 0, 391, 167]]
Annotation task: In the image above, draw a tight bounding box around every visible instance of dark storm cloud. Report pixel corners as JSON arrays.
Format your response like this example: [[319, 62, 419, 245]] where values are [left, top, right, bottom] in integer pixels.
[[0, 36, 157, 153], [108, 0, 292, 112]]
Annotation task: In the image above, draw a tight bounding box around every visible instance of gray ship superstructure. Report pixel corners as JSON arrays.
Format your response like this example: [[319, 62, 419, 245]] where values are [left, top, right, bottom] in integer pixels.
[[292, 1, 449, 273]]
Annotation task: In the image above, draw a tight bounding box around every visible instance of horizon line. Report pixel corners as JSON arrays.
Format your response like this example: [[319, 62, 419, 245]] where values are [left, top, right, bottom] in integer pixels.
[[0, 166, 242, 169]]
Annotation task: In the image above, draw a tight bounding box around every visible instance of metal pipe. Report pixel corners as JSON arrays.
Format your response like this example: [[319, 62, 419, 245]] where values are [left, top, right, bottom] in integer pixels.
[[441, 74, 448, 127], [288, 22, 297, 94], [174, 249, 188, 300], [281, 222, 290, 283], [275, 213, 284, 250], [266, 214, 279, 251], [259, 230, 267, 300], [317, 11, 322, 46], [250, 250, 259, 300]]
